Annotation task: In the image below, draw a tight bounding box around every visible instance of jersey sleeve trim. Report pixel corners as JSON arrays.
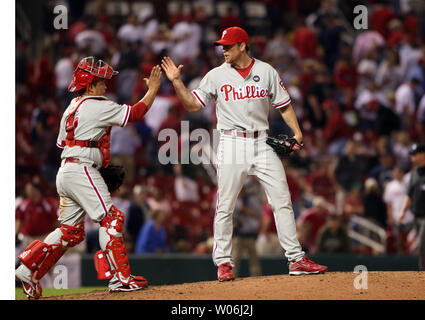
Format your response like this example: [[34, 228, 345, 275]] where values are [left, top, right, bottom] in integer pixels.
[[56, 140, 65, 149], [121, 104, 131, 127], [273, 97, 291, 109], [192, 90, 206, 108]]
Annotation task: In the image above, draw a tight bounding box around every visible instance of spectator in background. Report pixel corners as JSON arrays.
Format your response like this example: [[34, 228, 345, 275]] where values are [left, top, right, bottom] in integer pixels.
[[256, 200, 281, 255], [393, 131, 412, 171], [316, 214, 351, 253], [322, 99, 349, 156], [304, 63, 334, 129], [317, 13, 344, 72], [147, 186, 172, 218], [383, 166, 415, 253], [110, 125, 141, 185], [369, 153, 395, 187], [342, 187, 364, 223], [74, 21, 106, 56], [305, 158, 337, 204], [375, 49, 403, 95], [117, 15, 140, 44], [111, 185, 132, 219], [134, 209, 169, 254], [137, 8, 159, 48], [54, 48, 75, 109], [399, 143, 425, 270], [417, 94, 425, 141], [395, 78, 419, 128], [15, 182, 58, 247], [362, 178, 387, 228], [173, 164, 199, 202], [332, 140, 365, 215], [126, 185, 151, 250], [296, 196, 330, 254], [352, 30, 384, 64], [232, 179, 262, 278], [169, 13, 202, 65], [219, 6, 241, 32], [376, 93, 401, 136], [292, 20, 318, 59]]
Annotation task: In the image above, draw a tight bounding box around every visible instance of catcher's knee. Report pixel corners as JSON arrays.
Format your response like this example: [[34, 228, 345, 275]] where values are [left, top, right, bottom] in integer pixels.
[[59, 222, 86, 247], [100, 205, 124, 234]]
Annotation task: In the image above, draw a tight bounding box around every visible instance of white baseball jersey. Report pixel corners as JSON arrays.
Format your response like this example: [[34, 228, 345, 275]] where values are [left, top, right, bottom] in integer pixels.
[[56, 96, 132, 168], [192, 58, 291, 131]]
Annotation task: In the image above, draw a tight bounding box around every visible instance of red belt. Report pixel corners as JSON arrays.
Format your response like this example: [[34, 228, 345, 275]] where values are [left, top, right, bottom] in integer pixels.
[[222, 130, 267, 138], [65, 157, 98, 169]]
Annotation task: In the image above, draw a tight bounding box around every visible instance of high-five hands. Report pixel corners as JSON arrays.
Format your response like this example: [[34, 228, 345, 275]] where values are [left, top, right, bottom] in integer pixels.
[[144, 65, 162, 91], [161, 56, 183, 82]]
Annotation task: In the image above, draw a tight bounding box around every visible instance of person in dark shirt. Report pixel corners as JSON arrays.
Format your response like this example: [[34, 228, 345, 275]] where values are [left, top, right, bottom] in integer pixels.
[[126, 185, 150, 249], [362, 177, 387, 228], [316, 214, 351, 253], [399, 143, 425, 270]]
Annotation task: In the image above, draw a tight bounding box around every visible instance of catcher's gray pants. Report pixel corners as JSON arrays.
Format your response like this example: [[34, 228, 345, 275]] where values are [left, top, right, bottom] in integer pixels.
[[56, 161, 112, 225], [213, 133, 304, 267]]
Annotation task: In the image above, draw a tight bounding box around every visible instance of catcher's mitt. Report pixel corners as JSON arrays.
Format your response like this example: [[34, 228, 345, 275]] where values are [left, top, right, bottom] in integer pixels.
[[266, 134, 303, 157], [99, 165, 125, 193]]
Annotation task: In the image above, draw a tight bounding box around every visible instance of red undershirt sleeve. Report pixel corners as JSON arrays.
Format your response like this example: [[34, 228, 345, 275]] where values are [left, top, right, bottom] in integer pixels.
[[128, 101, 148, 123]]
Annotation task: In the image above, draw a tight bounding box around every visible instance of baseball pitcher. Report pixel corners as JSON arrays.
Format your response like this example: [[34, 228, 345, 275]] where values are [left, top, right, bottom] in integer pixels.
[[15, 57, 162, 298], [161, 27, 328, 281]]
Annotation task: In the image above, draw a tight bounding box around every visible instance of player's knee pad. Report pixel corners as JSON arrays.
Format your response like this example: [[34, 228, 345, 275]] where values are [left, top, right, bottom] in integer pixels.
[[60, 222, 86, 247], [96, 205, 131, 284]]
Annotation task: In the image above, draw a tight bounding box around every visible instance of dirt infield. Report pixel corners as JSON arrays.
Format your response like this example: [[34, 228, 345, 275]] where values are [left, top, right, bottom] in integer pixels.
[[38, 271, 425, 300]]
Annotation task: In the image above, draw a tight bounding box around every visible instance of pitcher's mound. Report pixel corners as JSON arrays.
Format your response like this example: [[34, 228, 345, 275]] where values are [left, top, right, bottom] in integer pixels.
[[43, 271, 425, 300]]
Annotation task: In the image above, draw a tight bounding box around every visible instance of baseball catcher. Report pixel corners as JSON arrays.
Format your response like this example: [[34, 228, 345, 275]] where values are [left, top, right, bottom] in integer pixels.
[[15, 57, 162, 298]]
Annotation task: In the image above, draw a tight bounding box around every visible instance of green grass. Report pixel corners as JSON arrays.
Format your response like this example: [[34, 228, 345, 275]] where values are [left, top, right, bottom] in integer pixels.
[[15, 286, 105, 300]]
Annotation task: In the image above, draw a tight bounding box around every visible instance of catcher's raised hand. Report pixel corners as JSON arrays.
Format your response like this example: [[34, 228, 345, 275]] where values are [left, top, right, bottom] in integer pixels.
[[161, 56, 183, 82], [144, 65, 162, 91]]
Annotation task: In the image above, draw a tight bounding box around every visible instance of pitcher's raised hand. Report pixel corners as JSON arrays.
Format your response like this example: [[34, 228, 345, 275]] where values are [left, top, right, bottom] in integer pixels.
[[161, 56, 183, 82]]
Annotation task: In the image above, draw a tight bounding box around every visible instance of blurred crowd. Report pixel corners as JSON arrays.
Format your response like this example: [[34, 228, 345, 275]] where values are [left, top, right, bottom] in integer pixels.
[[15, 0, 425, 262]]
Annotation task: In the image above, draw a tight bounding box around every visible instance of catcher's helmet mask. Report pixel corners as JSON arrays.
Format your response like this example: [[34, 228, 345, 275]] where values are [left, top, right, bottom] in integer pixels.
[[68, 56, 118, 93]]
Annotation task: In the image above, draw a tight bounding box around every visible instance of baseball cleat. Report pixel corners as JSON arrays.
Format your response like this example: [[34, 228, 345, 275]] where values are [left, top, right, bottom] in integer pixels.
[[217, 262, 235, 281], [15, 266, 42, 299], [109, 275, 149, 293], [288, 256, 328, 276]]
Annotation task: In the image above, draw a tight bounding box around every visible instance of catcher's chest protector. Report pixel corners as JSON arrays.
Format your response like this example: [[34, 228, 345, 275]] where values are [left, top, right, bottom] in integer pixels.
[[65, 96, 111, 168]]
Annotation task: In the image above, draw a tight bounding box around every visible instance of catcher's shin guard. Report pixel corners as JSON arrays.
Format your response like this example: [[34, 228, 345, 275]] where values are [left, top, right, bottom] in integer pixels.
[[16, 222, 85, 297], [97, 205, 132, 285], [96, 206, 148, 290]]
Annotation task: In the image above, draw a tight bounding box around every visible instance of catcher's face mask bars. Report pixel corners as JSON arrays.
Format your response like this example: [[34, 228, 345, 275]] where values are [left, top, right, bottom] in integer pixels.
[[77, 56, 119, 79]]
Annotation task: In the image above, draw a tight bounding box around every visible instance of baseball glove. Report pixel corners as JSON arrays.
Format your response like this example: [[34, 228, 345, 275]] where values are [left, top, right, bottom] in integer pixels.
[[266, 134, 303, 157], [99, 165, 125, 193]]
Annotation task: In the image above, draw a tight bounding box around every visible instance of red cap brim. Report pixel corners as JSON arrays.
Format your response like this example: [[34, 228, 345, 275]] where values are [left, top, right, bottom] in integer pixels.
[[214, 39, 237, 46]]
